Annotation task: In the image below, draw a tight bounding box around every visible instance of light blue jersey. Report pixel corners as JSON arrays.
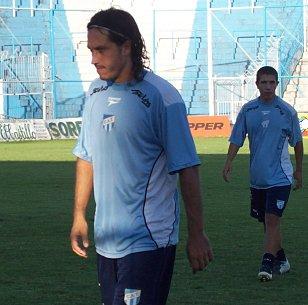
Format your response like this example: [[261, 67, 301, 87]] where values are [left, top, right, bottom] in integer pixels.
[[73, 71, 200, 258], [230, 96, 302, 189]]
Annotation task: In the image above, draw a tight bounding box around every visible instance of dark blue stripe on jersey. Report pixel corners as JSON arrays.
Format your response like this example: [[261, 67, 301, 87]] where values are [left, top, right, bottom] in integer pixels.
[[142, 149, 164, 248], [167, 190, 178, 246]]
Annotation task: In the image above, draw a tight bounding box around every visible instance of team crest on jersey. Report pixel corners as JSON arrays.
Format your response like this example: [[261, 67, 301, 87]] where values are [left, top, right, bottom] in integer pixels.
[[261, 120, 269, 128], [124, 289, 141, 305], [276, 200, 285, 210], [102, 114, 115, 131]]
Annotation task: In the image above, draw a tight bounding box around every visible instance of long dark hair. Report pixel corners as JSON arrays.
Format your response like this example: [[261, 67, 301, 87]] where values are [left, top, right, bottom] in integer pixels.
[[87, 8, 149, 81]]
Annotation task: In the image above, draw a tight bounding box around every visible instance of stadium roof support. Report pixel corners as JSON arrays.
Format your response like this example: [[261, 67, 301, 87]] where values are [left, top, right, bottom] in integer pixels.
[[207, 0, 214, 115]]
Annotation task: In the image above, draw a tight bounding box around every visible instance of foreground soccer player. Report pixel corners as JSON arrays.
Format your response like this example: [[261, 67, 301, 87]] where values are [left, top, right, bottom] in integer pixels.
[[70, 7, 213, 304], [223, 66, 303, 282]]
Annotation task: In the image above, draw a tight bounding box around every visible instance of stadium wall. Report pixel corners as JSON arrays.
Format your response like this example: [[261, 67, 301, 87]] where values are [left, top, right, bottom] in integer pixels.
[[0, 115, 232, 142]]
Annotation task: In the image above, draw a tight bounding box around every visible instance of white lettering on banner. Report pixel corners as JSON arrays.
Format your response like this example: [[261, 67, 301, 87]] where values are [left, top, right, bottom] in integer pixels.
[[0, 118, 83, 142], [0, 119, 51, 142], [33, 120, 52, 140], [46, 118, 82, 139]]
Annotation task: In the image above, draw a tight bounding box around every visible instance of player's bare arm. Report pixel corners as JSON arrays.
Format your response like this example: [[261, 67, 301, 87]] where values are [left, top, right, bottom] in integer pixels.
[[223, 143, 240, 182], [70, 158, 93, 258], [293, 140, 303, 190], [179, 166, 213, 273]]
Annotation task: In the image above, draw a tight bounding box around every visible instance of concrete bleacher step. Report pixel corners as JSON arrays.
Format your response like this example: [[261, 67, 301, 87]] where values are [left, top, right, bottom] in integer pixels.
[[284, 91, 297, 99], [192, 97, 207, 103], [181, 81, 197, 90], [189, 102, 208, 108], [292, 97, 307, 104], [74, 47, 90, 57], [293, 100, 308, 112], [181, 96, 193, 103], [284, 83, 297, 91], [195, 83, 208, 90], [188, 107, 208, 115], [299, 66, 308, 75], [159, 72, 197, 79], [293, 78, 308, 85]]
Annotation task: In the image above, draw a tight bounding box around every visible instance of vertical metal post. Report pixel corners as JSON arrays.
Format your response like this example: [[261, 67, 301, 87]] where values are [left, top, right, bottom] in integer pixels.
[[264, 6, 267, 65], [41, 53, 47, 120], [152, 10, 156, 72], [207, 1, 214, 115], [30, 36, 33, 55], [12, 0, 17, 17], [49, 9, 57, 118], [240, 75, 245, 102], [30, 0, 34, 17], [278, 43, 283, 97], [230, 85, 234, 123], [0, 80, 4, 117], [194, 30, 197, 60]]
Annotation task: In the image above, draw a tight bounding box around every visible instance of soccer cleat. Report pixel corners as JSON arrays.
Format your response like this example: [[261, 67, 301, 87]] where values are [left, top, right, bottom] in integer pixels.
[[258, 253, 274, 282], [273, 258, 290, 275], [273, 249, 290, 275], [258, 263, 273, 281]]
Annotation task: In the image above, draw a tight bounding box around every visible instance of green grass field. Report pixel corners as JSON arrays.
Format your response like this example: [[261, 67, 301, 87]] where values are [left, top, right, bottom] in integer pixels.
[[0, 138, 307, 305]]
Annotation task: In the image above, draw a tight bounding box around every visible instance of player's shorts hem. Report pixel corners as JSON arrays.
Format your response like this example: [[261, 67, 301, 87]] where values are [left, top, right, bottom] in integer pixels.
[[96, 245, 168, 259]]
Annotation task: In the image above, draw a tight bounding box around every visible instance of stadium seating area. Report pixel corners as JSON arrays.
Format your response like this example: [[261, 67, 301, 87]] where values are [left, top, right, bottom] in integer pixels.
[[0, 0, 306, 119]]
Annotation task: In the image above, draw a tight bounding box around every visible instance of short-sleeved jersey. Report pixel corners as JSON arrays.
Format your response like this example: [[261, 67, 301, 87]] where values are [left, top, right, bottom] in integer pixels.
[[73, 70, 200, 258], [230, 96, 302, 189]]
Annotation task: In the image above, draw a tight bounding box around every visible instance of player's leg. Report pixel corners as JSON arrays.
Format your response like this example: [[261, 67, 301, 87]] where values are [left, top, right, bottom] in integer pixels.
[[156, 246, 177, 305], [112, 246, 176, 305], [258, 185, 291, 281], [97, 254, 118, 305], [267, 185, 291, 275], [250, 187, 266, 223], [258, 213, 280, 281], [269, 185, 291, 275], [250, 188, 274, 281], [264, 212, 281, 255]]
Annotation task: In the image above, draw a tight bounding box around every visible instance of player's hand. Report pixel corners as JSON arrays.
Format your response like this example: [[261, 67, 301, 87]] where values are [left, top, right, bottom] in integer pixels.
[[293, 170, 303, 190], [186, 231, 213, 274], [70, 217, 89, 258], [222, 162, 232, 182]]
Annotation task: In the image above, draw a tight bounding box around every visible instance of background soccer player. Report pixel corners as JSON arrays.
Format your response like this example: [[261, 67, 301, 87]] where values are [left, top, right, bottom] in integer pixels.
[[70, 7, 213, 305], [223, 66, 303, 282]]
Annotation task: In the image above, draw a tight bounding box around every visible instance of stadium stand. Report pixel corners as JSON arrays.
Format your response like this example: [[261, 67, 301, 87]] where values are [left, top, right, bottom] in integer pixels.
[[0, 0, 307, 120]]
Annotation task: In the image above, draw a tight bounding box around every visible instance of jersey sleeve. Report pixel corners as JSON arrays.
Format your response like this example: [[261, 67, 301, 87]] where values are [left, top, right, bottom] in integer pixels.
[[159, 101, 200, 174], [229, 107, 247, 147], [288, 112, 303, 147], [72, 93, 93, 162]]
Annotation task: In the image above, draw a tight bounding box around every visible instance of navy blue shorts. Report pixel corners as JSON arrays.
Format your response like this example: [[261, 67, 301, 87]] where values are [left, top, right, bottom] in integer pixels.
[[97, 245, 176, 305], [250, 185, 291, 223]]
